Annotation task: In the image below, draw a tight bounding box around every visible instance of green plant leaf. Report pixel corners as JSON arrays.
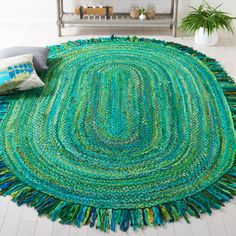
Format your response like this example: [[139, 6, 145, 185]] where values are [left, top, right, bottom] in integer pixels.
[[179, 1, 234, 35]]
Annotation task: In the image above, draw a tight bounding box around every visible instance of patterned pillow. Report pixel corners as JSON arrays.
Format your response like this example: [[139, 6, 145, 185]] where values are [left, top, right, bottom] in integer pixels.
[[0, 54, 44, 95]]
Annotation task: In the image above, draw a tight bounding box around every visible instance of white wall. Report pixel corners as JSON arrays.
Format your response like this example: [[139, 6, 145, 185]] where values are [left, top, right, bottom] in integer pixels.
[[0, 0, 235, 25]]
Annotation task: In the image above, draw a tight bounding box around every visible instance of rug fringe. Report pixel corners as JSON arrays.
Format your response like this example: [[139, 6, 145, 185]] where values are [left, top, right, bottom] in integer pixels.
[[0, 36, 235, 232], [0, 158, 235, 232]]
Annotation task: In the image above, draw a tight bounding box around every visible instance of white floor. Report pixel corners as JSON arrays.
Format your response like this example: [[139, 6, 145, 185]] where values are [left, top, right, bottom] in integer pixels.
[[0, 24, 236, 236]]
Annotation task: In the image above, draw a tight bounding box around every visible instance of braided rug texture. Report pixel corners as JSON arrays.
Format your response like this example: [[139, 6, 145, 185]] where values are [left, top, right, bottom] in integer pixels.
[[0, 36, 235, 232]]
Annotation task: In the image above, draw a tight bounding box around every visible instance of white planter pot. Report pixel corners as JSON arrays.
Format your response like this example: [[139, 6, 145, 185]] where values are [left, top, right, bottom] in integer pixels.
[[139, 14, 146, 20], [195, 27, 218, 46]]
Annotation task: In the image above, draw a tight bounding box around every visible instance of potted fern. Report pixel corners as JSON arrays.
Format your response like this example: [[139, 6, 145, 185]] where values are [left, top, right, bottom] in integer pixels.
[[180, 1, 235, 46], [139, 8, 147, 20]]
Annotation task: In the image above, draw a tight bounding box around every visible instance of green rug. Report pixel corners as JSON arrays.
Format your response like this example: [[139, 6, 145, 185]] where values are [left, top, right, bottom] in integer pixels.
[[0, 36, 235, 232]]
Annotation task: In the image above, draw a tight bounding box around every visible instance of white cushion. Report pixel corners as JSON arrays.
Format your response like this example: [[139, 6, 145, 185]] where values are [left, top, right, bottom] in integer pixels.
[[0, 54, 44, 95]]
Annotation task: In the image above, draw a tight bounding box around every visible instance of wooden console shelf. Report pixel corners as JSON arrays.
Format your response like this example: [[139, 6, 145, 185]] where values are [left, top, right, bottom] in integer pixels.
[[56, 0, 179, 37]]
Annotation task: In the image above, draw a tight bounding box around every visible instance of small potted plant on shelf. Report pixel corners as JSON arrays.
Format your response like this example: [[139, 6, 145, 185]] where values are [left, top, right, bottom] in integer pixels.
[[139, 8, 147, 20], [180, 1, 235, 46]]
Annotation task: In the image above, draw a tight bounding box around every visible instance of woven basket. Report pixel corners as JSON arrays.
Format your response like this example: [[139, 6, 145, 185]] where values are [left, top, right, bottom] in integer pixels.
[[130, 9, 139, 19], [147, 9, 156, 19]]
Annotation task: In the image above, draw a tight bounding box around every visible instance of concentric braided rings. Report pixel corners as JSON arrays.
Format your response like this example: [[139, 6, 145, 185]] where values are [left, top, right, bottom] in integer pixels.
[[0, 37, 235, 231]]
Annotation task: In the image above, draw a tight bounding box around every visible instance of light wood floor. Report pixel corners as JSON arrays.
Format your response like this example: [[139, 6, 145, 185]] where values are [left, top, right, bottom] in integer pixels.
[[0, 24, 235, 236]]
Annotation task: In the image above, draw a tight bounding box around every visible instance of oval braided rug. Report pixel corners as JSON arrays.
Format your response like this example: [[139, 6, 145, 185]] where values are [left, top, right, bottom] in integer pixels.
[[0, 36, 235, 232]]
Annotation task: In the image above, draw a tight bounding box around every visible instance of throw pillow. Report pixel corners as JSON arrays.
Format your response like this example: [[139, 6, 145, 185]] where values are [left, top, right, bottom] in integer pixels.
[[0, 54, 45, 95], [0, 46, 49, 72]]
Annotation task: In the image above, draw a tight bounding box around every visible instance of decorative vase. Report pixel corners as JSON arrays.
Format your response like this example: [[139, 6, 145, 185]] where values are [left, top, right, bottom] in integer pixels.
[[139, 14, 146, 20], [195, 27, 218, 46]]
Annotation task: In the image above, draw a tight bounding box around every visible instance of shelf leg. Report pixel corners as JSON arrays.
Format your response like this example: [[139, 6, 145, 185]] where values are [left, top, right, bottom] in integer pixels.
[[170, 0, 174, 16], [173, 24, 177, 37], [60, 0, 64, 14], [60, 0, 65, 29], [57, 0, 62, 37], [172, 0, 179, 37], [58, 24, 62, 37]]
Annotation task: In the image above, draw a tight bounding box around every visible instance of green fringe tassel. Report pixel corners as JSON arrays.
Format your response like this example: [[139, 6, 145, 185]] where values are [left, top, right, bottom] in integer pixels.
[[0, 36, 235, 232]]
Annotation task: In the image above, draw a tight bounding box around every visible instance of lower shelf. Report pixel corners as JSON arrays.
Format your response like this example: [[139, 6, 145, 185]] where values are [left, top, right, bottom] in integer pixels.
[[61, 13, 174, 27]]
